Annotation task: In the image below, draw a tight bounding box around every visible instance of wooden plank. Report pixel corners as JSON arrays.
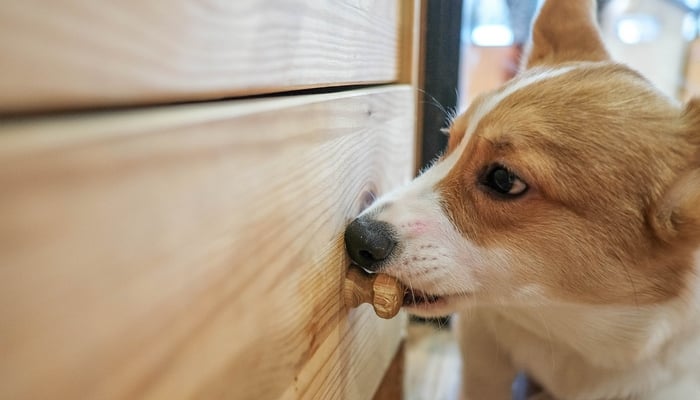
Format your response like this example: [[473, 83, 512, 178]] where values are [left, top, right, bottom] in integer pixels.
[[398, 0, 421, 85], [0, 86, 414, 399], [682, 38, 700, 101], [0, 0, 400, 113], [398, 0, 427, 175]]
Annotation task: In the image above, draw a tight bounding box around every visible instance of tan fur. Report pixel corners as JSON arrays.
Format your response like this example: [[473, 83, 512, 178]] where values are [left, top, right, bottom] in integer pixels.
[[439, 62, 696, 305], [524, 0, 609, 68]]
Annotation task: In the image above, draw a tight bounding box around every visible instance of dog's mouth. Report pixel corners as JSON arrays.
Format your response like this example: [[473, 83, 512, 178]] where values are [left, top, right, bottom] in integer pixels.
[[402, 287, 447, 308]]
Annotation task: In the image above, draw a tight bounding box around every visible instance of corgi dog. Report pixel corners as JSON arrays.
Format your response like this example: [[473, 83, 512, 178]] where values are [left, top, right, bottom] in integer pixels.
[[344, 0, 700, 399]]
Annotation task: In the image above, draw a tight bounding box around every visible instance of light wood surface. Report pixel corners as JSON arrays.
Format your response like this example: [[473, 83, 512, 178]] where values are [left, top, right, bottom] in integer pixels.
[[683, 38, 700, 101], [399, 0, 428, 174], [0, 86, 414, 399], [398, 0, 423, 85], [0, 0, 400, 113]]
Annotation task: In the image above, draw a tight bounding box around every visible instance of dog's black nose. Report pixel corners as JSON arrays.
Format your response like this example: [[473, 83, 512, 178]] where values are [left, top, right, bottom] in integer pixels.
[[344, 216, 397, 271]]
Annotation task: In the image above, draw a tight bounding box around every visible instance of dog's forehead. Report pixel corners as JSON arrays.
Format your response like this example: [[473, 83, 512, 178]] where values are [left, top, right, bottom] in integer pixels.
[[447, 66, 575, 155], [447, 63, 654, 155], [436, 62, 686, 210]]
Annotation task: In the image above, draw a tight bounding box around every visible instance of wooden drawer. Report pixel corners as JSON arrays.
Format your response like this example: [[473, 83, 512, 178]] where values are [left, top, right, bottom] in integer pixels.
[[0, 86, 414, 399], [0, 1, 402, 114]]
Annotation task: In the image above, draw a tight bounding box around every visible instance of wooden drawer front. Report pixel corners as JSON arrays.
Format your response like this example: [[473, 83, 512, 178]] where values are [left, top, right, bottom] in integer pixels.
[[0, 1, 401, 113], [0, 86, 413, 399]]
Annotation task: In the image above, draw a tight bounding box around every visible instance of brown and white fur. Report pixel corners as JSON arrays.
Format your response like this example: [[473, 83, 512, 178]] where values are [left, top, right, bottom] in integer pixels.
[[343, 0, 700, 399]]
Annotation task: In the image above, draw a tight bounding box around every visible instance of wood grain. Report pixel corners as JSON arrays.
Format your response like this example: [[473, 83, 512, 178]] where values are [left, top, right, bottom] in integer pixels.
[[398, 0, 427, 175], [0, 86, 414, 399], [398, 0, 421, 85], [0, 0, 400, 113], [683, 38, 700, 101]]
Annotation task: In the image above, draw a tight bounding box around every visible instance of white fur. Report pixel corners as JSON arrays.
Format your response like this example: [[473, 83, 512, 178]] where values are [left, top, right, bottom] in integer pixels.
[[468, 269, 700, 400]]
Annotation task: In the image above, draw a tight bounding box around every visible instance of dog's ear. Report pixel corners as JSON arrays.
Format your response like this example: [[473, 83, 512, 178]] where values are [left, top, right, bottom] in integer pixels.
[[651, 99, 700, 245], [522, 0, 610, 70]]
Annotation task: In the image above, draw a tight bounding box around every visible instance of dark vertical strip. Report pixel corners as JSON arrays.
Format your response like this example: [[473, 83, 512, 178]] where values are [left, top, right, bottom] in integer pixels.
[[419, 0, 464, 170]]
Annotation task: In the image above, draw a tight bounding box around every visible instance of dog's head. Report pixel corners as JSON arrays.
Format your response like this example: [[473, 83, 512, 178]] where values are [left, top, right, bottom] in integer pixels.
[[345, 0, 700, 317]]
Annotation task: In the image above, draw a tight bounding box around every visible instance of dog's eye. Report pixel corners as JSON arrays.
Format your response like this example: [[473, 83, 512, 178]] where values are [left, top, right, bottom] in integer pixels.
[[482, 165, 528, 197]]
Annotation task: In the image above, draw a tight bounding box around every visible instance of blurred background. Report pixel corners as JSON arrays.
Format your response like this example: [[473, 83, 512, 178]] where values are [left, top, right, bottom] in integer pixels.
[[461, 0, 700, 108]]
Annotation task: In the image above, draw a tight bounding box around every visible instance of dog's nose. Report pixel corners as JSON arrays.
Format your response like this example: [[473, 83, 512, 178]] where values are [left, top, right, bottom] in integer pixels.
[[344, 216, 397, 271]]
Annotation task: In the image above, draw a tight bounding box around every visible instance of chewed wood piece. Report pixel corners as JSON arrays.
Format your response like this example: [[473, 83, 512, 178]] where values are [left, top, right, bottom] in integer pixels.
[[344, 267, 404, 319]]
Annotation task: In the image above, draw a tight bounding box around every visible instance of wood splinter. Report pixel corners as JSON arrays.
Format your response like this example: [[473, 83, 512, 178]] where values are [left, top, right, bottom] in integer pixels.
[[344, 267, 404, 319]]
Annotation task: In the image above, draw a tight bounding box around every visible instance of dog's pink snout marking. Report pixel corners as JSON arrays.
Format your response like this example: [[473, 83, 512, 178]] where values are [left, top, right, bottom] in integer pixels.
[[406, 221, 430, 236]]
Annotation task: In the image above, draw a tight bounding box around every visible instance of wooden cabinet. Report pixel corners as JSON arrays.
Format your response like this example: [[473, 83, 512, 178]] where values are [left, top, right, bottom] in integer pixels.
[[0, 1, 422, 399], [0, 1, 402, 113]]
